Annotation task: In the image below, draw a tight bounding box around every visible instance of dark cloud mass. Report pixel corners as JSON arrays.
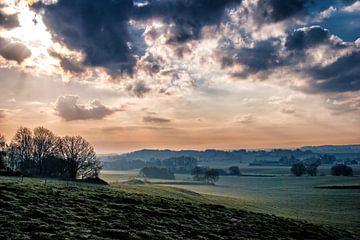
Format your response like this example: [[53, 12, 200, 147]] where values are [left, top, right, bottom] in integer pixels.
[[0, 11, 19, 29], [49, 51, 85, 74], [134, 0, 242, 44], [33, 0, 241, 74], [136, 53, 164, 75], [286, 26, 330, 50], [218, 38, 283, 77], [55, 95, 117, 121], [31, 0, 360, 95], [218, 23, 360, 93], [33, 0, 136, 74], [59, 57, 85, 75], [128, 81, 152, 98], [308, 51, 360, 93], [0, 37, 31, 63], [255, 0, 311, 23]]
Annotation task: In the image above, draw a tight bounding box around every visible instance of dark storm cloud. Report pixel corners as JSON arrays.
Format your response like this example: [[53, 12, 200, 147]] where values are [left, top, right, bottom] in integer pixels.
[[32, 0, 136, 74], [285, 26, 330, 50], [142, 116, 171, 123], [0, 37, 31, 63], [127, 81, 151, 98], [0, 11, 19, 29], [219, 23, 360, 94], [134, 0, 242, 44], [32, 0, 242, 74], [225, 39, 360, 93], [59, 57, 85, 75], [255, 0, 311, 23], [55, 95, 118, 121], [49, 51, 85, 74], [218, 38, 283, 77], [31, 0, 360, 96], [308, 51, 360, 93], [136, 53, 164, 76], [253, 0, 357, 26]]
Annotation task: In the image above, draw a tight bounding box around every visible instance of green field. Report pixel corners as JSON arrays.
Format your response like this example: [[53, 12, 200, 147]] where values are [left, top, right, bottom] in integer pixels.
[[1, 177, 359, 239], [100, 166, 360, 232]]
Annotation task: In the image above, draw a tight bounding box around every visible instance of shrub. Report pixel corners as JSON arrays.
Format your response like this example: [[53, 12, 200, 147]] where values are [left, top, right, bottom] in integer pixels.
[[306, 164, 318, 176], [228, 166, 241, 175], [291, 162, 306, 176], [0, 151, 6, 170], [331, 164, 353, 176], [191, 166, 209, 181], [204, 169, 220, 183]]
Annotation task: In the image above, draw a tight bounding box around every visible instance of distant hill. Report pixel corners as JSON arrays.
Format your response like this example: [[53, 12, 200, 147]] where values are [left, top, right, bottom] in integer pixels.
[[100, 148, 314, 170], [301, 145, 360, 153], [100, 145, 360, 170], [101, 149, 245, 162]]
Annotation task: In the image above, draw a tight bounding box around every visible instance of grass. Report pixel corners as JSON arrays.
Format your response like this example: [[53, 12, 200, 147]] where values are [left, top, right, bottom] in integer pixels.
[[169, 175, 360, 231], [1, 177, 359, 239], [101, 168, 360, 233]]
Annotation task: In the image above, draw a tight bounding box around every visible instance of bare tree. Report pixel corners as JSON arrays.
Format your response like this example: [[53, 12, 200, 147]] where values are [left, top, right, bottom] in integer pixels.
[[204, 169, 220, 183], [59, 136, 101, 179], [0, 134, 6, 151], [33, 127, 59, 175], [7, 144, 18, 171], [11, 127, 33, 173], [0, 134, 6, 169]]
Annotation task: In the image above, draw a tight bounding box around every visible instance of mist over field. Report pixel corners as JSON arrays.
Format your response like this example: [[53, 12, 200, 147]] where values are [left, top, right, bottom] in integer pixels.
[[1, 0, 360, 239]]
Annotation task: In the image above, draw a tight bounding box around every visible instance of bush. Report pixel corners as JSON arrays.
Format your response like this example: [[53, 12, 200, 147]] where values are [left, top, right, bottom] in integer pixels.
[[0, 151, 6, 170], [228, 166, 241, 175], [191, 166, 209, 181], [331, 164, 353, 176], [204, 169, 219, 183], [291, 162, 306, 176], [306, 164, 318, 176]]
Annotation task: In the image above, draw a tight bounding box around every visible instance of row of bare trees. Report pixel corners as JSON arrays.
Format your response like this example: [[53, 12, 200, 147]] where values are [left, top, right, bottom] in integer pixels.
[[0, 127, 101, 179]]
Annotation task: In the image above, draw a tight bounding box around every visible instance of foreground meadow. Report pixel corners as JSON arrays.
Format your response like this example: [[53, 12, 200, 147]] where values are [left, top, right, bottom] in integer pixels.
[[1, 177, 359, 240], [101, 167, 360, 232]]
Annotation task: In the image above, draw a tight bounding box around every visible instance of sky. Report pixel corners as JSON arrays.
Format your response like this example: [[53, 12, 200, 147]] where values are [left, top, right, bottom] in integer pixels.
[[0, 0, 359, 153]]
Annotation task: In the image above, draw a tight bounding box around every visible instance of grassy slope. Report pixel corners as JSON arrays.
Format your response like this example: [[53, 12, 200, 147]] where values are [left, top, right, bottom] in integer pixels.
[[0, 178, 359, 240], [168, 176, 360, 229], [102, 170, 360, 231]]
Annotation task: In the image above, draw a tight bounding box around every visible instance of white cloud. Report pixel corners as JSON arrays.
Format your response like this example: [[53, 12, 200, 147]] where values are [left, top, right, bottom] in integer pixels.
[[343, 1, 360, 13], [55, 95, 118, 121], [316, 6, 337, 21]]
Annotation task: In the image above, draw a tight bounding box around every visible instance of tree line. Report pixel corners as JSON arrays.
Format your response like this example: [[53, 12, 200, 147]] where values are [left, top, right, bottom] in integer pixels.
[[0, 126, 101, 179], [290, 162, 353, 176]]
